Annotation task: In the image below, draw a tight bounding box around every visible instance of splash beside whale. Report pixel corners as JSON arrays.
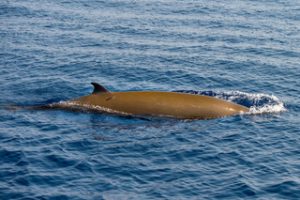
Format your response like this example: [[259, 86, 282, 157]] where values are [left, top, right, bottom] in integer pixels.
[[53, 82, 249, 120]]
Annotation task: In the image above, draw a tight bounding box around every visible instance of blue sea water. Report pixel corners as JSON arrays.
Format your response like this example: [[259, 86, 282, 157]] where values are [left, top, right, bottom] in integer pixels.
[[1, 0, 300, 199]]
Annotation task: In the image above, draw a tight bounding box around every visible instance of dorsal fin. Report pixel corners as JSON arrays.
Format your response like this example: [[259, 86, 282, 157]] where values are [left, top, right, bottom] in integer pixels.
[[91, 82, 109, 94]]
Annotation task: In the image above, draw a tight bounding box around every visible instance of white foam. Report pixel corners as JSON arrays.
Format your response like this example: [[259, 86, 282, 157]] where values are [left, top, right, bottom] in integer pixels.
[[214, 91, 287, 114], [249, 103, 286, 114]]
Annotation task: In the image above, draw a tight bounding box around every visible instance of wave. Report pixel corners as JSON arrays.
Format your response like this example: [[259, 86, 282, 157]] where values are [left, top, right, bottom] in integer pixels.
[[174, 90, 286, 114]]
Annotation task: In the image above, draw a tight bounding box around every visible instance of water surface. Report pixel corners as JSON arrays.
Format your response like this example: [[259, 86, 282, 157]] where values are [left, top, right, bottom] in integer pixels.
[[1, 0, 300, 199]]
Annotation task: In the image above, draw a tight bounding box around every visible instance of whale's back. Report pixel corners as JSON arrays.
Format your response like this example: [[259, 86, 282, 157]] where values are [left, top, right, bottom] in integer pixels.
[[74, 91, 249, 119]]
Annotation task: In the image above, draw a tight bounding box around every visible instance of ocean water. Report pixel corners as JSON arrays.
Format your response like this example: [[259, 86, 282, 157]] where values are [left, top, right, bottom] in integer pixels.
[[1, 0, 300, 199]]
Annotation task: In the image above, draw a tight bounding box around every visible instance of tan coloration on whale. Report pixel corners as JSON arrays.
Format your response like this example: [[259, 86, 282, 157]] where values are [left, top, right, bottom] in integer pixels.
[[66, 82, 249, 120]]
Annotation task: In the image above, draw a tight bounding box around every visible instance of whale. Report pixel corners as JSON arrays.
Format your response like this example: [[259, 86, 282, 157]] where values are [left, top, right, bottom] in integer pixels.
[[57, 82, 249, 120]]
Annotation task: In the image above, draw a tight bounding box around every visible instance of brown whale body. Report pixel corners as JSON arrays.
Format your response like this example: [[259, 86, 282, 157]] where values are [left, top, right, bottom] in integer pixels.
[[65, 82, 249, 120]]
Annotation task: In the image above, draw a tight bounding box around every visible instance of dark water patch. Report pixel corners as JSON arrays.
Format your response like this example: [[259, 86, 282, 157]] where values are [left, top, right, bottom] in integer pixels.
[[264, 180, 300, 199], [74, 161, 94, 173], [0, 148, 25, 164], [0, 191, 24, 200], [44, 154, 77, 169], [0, 3, 32, 18], [215, 181, 257, 199]]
